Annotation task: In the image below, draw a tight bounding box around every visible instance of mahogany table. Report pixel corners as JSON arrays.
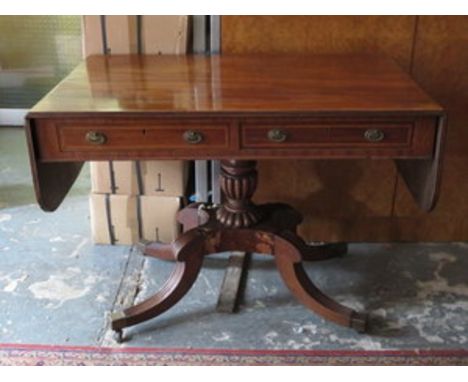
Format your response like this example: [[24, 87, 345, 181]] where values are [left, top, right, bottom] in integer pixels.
[[25, 54, 446, 341]]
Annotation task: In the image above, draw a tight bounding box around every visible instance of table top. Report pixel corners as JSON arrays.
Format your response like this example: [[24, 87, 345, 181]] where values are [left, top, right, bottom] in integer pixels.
[[25, 53, 446, 214], [29, 54, 443, 117]]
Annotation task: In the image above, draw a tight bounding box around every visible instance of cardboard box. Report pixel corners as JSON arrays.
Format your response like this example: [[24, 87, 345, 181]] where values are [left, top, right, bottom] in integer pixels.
[[89, 193, 182, 245], [139, 195, 182, 243], [90, 161, 141, 195], [89, 194, 139, 245], [140, 160, 189, 196], [90, 160, 189, 196], [142, 16, 188, 54], [82, 15, 188, 57]]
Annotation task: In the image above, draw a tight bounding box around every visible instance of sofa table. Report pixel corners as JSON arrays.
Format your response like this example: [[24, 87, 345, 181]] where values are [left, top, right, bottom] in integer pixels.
[[25, 54, 446, 341]]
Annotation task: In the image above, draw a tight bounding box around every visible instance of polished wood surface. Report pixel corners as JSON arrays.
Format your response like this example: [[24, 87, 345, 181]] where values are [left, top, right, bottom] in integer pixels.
[[29, 54, 442, 115]]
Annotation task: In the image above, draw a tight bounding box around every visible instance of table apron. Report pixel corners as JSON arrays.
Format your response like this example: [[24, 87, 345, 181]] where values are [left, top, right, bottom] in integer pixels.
[[29, 116, 438, 161]]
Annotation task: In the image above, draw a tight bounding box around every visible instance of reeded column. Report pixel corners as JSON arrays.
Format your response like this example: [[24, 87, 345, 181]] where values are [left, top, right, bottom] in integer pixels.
[[216, 160, 262, 228]]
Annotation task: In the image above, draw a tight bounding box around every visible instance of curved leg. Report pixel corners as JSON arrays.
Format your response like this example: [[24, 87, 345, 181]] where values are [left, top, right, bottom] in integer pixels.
[[273, 233, 367, 332], [111, 229, 206, 333]]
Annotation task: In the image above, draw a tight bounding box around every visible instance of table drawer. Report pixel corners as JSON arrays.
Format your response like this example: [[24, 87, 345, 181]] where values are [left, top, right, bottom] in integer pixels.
[[241, 122, 413, 148], [56, 122, 230, 152]]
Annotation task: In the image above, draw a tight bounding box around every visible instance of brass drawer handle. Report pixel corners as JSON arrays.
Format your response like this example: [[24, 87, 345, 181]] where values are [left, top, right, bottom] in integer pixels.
[[183, 130, 203, 144], [267, 128, 288, 143], [85, 131, 107, 145], [364, 129, 385, 142]]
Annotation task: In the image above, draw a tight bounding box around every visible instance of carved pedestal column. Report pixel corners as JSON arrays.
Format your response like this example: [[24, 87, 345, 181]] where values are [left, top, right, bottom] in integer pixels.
[[216, 160, 262, 228]]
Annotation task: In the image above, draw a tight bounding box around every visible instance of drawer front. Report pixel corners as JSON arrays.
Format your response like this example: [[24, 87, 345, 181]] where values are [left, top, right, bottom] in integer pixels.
[[241, 122, 413, 148], [57, 122, 230, 152], [32, 116, 437, 161]]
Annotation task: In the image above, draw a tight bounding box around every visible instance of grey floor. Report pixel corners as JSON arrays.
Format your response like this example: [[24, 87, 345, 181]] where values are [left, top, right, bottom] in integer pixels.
[[1, 126, 468, 350]]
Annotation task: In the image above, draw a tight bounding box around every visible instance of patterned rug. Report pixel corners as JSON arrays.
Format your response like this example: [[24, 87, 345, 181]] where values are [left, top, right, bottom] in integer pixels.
[[1, 344, 468, 365]]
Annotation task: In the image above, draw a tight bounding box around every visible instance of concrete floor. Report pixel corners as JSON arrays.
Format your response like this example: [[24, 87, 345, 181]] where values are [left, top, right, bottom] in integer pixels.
[[1, 126, 468, 350]]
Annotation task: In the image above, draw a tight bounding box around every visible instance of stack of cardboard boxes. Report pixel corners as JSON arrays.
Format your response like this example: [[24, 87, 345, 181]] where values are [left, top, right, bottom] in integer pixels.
[[82, 16, 191, 246], [89, 161, 189, 245]]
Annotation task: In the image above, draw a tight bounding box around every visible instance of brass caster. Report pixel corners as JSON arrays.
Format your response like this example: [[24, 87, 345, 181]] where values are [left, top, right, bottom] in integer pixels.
[[113, 329, 124, 344], [110, 311, 126, 343]]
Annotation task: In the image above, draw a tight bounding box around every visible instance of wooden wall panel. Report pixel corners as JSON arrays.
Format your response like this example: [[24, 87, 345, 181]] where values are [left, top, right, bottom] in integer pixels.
[[222, 16, 416, 69], [222, 16, 416, 242], [253, 159, 396, 241]]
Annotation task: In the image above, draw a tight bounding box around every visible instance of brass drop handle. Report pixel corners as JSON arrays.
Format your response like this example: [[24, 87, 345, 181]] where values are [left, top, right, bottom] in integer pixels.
[[183, 130, 203, 144], [364, 129, 385, 142], [85, 131, 107, 145], [267, 128, 288, 143]]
